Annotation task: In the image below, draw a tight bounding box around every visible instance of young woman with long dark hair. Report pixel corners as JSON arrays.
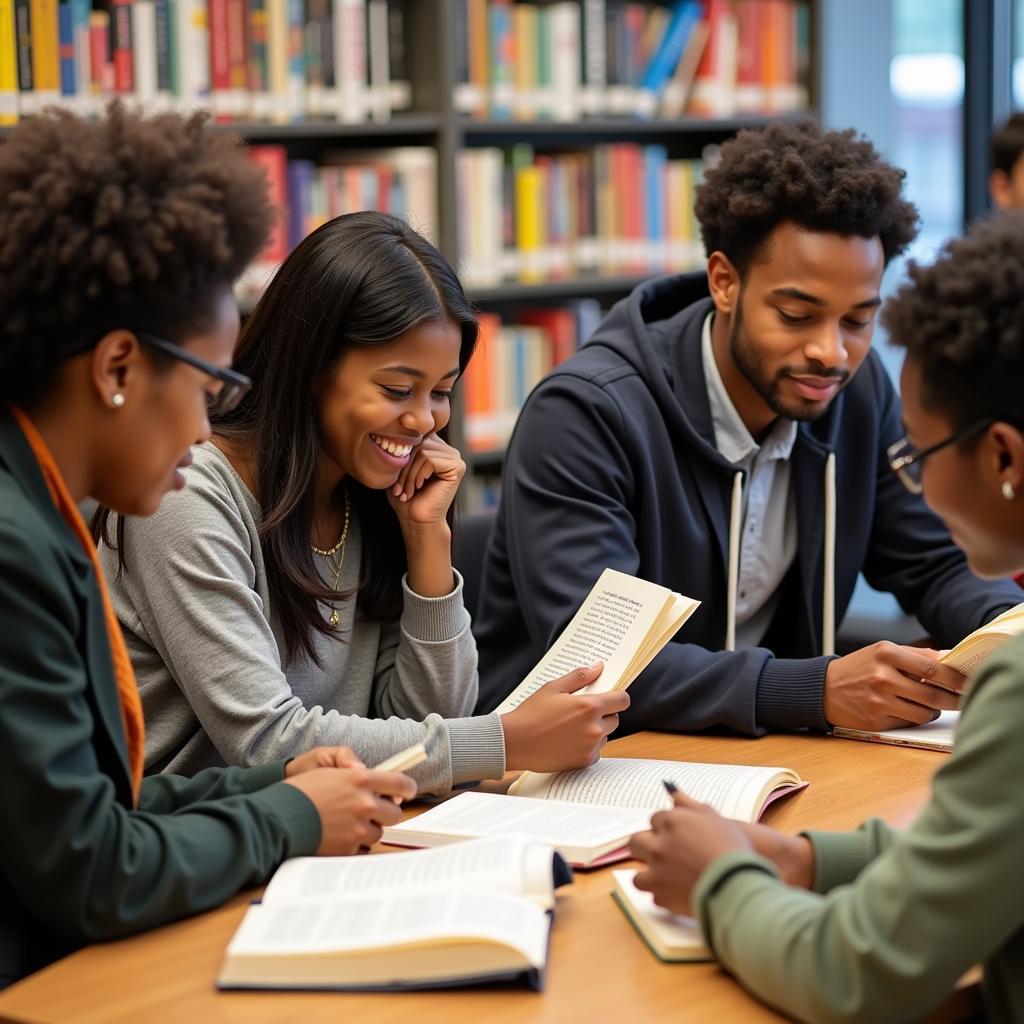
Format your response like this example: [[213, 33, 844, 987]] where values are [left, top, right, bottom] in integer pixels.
[[98, 211, 627, 792]]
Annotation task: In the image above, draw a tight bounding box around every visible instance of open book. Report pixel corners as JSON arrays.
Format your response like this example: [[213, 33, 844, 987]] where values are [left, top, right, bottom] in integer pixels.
[[612, 869, 711, 962], [382, 758, 805, 868], [833, 710, 959, 753], [492, 568, 700, 714], [939, 600, 1024, 676], [217, 836, 571, 991]]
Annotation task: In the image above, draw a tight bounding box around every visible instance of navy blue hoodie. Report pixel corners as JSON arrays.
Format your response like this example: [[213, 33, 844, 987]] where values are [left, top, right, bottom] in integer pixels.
[[473, 272, 1020, 733]]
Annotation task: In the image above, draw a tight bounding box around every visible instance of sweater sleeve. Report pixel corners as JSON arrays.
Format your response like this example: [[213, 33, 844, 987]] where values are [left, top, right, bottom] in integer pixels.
[[0, 520, 321, 945], [109, 463, 504, 793], [492, 373, 829, 735], [692, 650, 1024, 1024]]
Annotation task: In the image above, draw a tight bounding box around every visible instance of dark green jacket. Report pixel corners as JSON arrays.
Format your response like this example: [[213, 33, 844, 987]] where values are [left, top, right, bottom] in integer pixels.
[[0, 407, 321, 987]]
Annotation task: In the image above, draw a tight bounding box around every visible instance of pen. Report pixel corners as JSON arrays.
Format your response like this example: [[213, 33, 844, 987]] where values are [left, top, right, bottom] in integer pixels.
[[662, 779, 679, 798]]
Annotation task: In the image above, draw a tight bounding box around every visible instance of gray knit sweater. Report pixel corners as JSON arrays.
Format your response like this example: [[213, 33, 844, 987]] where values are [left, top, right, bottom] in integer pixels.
[[99, 442, 506, 794]]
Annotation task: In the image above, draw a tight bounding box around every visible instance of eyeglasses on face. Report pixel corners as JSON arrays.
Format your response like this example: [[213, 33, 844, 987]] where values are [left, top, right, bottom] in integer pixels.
[[132, 332, 251, 415], [887, 417, 995, 494]]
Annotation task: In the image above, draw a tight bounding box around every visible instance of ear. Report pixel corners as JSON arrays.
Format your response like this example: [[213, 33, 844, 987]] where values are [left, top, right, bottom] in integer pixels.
[[88, 330, 144, 410], [706, 251, 741, 316], [990, 170, 1011, 211], [988, 421, 1024, 494]]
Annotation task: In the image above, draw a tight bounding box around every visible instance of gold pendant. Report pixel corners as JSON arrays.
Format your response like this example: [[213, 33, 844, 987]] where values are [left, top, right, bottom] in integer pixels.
[[329, 608, 340, 627]]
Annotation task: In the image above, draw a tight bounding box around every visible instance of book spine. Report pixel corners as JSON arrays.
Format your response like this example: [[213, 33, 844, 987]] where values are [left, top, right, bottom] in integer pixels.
[[172, 0, 209, 109], [29, 0, 58, 105], [335, 0, 366, 122], [132, 0, 158, 106], [304, 0, 326, 115], [512, 2, 535, 121], [580, 0, 604, 115], [385, 0, 408, 110], [284, 0, 303, 119], [366, 0, 389, 122], [88, 9, 111, 97], [153, 0, 171, 98], [266, 0, 286, 121], [227, 0, 250, 115], [248, 144, 289, 262], [111, 0, 134, 94], [451, 0, 471, 113], [14, 0, 32, 115], [246, 0, 268, 117], [68, 0, 90, 112], [549, 2, 580, 122], [637, 0, 701, 117], [0, 0, 17, 122], [734, 0, 764, 112], [208, 0, 231, 115], [488, 0, 513, 120], [57, 0, 75, 102]]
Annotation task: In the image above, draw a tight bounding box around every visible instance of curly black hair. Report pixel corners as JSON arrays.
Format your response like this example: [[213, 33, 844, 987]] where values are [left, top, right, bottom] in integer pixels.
[[0, 103, 271, 406], [695, 120, 920, 274], [882, 213, 1024, 432], [991, 112, 1024, 176]]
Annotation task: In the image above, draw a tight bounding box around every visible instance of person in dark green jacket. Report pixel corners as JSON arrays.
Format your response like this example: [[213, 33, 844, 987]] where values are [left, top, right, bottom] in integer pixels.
[[0, 105, 415, 988], [628, 213, 1024, 1023]]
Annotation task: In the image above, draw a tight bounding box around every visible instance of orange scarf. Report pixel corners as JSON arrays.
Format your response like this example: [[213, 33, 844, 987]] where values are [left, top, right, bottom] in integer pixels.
[[9, 405, 145, 803]]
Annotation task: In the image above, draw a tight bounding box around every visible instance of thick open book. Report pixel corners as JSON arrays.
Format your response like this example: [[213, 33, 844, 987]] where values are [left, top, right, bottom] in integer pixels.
[[217, 836, 571, 991], [509, 757, 806, 821], [833, 710, 959, 752], [939, 600, 1024, 676], [612, 869, 711, 962], [382, 758, 805, 868], [492, 568, 700, 714]]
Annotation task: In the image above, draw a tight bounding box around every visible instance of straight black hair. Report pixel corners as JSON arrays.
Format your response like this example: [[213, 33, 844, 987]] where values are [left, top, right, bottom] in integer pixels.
[[98, 211, 478, 667]]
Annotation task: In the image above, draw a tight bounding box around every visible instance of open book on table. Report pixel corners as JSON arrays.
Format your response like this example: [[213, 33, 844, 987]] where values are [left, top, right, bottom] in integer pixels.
[[492, 568, 700, 714], [939, 600, 1024, 676], [612, 869, 711, 962], [833, 710, 959, 752], [217, 836, 571, 992], [382, 758, 806, 868]]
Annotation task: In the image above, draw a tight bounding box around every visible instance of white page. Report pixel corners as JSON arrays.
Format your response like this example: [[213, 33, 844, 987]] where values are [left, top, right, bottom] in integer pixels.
[[511, 758, 794, 822], [493, 569, 677, 713], [835, 710, 959, 751], [227, 887, 548, 967], [263, 836, 544, 906], [382, 791, 651, 851]]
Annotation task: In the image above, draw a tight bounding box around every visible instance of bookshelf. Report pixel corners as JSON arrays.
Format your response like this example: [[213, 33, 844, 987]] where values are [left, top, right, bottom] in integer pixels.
[[0, 0, 819, 509]]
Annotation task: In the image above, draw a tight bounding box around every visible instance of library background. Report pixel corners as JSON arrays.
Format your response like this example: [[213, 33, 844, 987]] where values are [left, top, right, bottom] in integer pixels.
[[0, 0, 1020, 610]]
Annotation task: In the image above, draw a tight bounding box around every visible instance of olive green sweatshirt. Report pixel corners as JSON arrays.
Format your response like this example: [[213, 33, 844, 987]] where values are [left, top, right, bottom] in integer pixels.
[[693, 632, 1024, 1024]]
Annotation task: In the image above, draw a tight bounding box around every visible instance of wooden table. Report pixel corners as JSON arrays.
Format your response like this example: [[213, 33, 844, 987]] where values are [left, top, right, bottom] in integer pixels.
[[0, 731, 960, 1024]]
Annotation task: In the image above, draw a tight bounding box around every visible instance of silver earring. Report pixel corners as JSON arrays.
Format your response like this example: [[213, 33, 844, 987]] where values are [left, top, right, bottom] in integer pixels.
[[1002, 481, 1016, 500], [111, 393, 125, 408]]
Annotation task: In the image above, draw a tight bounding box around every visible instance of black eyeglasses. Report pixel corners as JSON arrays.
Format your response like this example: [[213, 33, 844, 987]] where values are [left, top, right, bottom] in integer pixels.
[[133, 332, 251, 415], [887, 417, 994, 494]]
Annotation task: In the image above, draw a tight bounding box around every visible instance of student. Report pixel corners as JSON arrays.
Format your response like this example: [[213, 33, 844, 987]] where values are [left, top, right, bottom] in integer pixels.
[[0, 106, 416, 987], [990, 112, 1024, 211], [628, 213, 1024, 1024], [474, 121, 1020, 733], [98, 211, 627, 793]]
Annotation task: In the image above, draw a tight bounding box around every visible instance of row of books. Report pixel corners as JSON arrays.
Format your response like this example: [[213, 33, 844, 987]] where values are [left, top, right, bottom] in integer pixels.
[[237, 142, 436, 304], [457, 143, 706, 287], [452, 0, 811, 122], [0, 0, 411, 125], [462, 303, 603, 454]]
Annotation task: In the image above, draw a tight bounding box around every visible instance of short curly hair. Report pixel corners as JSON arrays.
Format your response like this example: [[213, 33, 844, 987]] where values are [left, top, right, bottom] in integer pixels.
[[882, 213, 1024, 432], [0, 103, 271, 406], [695, 121, 920, 274]]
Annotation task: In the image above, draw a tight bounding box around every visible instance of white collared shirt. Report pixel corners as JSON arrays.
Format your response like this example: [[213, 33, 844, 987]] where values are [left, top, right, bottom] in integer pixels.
[[701, 314, 799, 648]]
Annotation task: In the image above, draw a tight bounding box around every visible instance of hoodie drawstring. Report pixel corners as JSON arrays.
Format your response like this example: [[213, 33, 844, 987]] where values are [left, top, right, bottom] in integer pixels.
[[822, 451, 836, 656], [724, 452, 837, 656], [725, 471, 743, 652]]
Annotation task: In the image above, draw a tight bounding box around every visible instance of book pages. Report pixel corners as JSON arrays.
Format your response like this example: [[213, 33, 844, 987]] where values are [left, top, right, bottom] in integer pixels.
[[493, 568, 699, 714]]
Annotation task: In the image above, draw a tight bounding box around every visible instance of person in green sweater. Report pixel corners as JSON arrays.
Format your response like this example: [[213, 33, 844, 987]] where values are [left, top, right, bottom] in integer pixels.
[[628, 213, 1024, 1024], [0, 105, 415, 988]]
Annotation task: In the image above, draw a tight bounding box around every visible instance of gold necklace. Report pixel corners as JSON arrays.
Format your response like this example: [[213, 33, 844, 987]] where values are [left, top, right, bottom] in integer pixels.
[[313, 491, 351, 627]]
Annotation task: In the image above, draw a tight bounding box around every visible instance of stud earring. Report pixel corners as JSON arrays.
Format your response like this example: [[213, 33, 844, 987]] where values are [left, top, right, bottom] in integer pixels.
[[111, 393, 125, 408], [1002, 481, 1016, 501]]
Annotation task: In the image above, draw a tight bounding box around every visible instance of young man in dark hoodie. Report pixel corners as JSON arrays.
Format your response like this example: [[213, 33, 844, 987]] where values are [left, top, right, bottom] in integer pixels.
[[473, 121, 1022, 735]]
